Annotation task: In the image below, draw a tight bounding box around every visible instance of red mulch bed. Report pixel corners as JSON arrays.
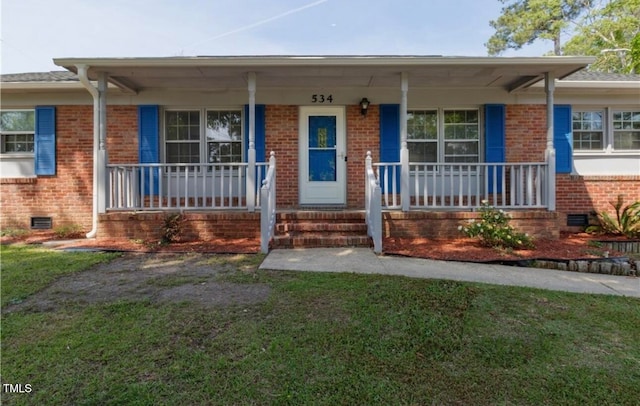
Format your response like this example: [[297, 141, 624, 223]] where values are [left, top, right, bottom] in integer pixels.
[[1, 231, 629, 262]]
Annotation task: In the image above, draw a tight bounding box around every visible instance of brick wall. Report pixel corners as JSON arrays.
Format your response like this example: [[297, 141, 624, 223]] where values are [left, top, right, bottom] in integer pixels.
[[98, 212, 260, 241], [505, 105, 547, 162], [557, 175, 640, 231], [383, 210, 560, 239], [264, 105, 299, 208], [0, 105, 138, 232], [347, 105, 380, 207]]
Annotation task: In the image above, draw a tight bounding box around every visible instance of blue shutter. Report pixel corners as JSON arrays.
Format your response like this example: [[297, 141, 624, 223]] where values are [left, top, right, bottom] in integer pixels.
[[244, 104, 266, 185], [35, 106, 56, 175], [554, 104, 573, 174], [244, 104, 266, 162], [138, 105, 159, 194], [484, 104, 506, 193], [379, 104, 401, 193]]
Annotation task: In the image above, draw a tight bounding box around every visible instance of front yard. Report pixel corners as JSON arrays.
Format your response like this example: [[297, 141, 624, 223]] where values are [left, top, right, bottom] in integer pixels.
[[1, 245, 639, 405]]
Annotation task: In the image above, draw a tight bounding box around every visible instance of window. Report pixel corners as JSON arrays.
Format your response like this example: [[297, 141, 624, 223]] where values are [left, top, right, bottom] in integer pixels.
[[206, 110, 242, 163], [1, 110, 35, 154], [613, 111, 640, 150], [572, 111, 603, 150], [407, 110, 437, 161], [407, 108, 480, 163], [164, 109, 243, 166], [572, 108, 640, 152]]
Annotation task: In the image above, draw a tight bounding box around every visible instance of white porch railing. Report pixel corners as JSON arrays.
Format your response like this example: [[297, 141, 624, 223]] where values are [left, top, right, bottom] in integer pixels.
[[260, 152, 277, 253], [373, 161, 549, 210], [107, 162, 269, 210], [365, 152, 382, 254]]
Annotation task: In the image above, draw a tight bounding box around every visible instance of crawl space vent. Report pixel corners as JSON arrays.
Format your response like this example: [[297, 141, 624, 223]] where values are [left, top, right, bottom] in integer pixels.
[[566, 214, 589, 227], [31, 217, 52, 230]]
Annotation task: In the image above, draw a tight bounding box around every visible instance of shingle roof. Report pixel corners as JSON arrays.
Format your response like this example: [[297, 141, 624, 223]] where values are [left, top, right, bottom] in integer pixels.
[[563, 71, 640, 81], [1, 71, 79, 83]]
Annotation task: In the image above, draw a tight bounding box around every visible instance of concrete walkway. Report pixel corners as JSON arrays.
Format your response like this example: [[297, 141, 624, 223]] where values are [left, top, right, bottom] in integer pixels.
[[260, 248, 640, 297]]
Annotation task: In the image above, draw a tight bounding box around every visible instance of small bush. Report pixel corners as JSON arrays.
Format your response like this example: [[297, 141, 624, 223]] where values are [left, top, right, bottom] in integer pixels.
[[161, 213, 184, 244], [586, 195, 640, 238], [459, 201, 534, 249], [54, 224, 83, 239]]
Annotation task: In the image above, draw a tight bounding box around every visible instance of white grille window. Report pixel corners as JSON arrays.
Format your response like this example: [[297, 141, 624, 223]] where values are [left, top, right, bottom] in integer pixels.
[[1, 110, 35, 154]]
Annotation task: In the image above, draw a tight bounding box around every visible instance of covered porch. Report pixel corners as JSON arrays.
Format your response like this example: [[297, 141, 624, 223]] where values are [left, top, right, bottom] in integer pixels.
[[52, 56, 592, 253]]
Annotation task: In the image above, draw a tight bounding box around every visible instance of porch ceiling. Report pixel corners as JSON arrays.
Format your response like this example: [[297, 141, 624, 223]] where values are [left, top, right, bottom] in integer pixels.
[[53, 55, 593, 94]]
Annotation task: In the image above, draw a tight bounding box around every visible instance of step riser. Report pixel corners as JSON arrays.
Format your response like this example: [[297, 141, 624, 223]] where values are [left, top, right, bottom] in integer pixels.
[[276, 223, 368, 233], [274, 211, 370, 249]]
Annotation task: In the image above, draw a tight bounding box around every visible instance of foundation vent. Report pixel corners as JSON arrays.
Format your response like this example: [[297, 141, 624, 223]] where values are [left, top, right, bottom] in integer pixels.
[[566, 214, 589, 227], [30, 217, 52, 230]]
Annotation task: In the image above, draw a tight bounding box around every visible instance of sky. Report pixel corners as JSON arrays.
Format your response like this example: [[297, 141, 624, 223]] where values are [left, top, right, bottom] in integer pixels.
[[0, 0, 554, 74]]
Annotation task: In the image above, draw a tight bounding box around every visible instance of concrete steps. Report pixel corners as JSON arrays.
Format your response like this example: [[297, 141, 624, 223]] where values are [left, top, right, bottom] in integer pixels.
[[272, 211, 372, 249]]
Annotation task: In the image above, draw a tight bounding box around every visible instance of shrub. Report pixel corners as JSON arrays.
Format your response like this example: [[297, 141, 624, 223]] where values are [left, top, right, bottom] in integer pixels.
[[161, 213, 184, 244], [459, 201, 534, 249], [53, 224, 83, 239], [587, 195, 640, 239]]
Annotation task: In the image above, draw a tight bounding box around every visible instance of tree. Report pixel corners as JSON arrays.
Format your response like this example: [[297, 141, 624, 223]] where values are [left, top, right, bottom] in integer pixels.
[[486, 0, 594, 56], [486, 0, 640, 73], [563, 0, 640, 72]]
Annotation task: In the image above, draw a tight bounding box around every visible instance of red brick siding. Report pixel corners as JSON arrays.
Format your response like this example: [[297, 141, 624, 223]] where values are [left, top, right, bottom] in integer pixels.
[[0, 105, 138, 232], [264, 105, 299, 208], [347, 105, 380, 207], [557, 175, 640, 231], [98, 212, 260, 241], [383, 210, 559, 239], [505, 105, 547, 163]]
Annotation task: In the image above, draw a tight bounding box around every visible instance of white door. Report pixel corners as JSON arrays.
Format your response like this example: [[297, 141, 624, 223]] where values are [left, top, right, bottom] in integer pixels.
[[299, 106, 346, 205]]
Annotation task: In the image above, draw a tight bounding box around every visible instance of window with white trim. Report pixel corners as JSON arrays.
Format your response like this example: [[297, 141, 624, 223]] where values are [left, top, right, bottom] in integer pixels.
[[572, 111, 604, 150], [572, 108, 640, 152], [407, 108, 480, 163], [613, 110, 640, 150], [1, 110, 35, 154], [164, 109, 243, 166]]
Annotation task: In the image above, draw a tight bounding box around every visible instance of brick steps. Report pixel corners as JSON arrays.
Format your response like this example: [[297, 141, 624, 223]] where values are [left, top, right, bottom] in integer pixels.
[[272, 211, 372, 249]]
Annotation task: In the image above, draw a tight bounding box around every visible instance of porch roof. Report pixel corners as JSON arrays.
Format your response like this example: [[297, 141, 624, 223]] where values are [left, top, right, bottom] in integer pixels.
[[52, 55, 594, 94]]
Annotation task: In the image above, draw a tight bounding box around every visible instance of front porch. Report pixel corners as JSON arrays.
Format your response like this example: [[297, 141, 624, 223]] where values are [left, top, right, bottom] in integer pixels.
[[100, 151, 559, 252]]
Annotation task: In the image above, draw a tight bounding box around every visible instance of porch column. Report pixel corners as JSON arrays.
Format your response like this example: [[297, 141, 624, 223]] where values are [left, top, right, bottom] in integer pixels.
[[97, 72, 108, 214], [545, 72, 556, 211], [400, 72, 410, 211], [247, 72, 257, 212]]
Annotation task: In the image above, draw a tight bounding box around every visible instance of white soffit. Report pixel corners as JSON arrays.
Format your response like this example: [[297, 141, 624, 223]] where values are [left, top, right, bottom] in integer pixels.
[[53, 55, 594, 93]]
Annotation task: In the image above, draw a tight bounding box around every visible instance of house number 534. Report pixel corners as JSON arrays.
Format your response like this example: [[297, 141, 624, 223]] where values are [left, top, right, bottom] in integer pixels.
[[311, 94, 333, 103]]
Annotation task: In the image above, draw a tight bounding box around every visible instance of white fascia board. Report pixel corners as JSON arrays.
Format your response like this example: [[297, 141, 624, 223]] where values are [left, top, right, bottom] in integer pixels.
[[53, 55, 595, 69]]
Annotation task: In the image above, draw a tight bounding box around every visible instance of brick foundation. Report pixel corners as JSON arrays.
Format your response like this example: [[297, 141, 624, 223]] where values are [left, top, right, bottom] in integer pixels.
[[383, 210, 560, 239], [97, 211, 260, 241]]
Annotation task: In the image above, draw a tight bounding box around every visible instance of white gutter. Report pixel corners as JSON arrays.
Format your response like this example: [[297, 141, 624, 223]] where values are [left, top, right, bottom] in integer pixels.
[[76, 65, 100, 238]]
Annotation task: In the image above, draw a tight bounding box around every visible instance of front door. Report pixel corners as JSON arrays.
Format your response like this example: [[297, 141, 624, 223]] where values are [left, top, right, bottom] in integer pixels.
[[299, 106, 346, 205]]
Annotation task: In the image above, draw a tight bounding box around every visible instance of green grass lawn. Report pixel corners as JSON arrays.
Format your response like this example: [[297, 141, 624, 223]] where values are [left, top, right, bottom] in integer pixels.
[[2, 245, 639, 405]]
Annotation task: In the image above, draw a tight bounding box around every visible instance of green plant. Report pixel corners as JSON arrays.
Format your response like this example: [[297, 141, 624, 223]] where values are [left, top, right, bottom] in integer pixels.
[[587, 195, 640, 238], [459, 201, 534, 249], [0, 227, 30, 238], [161, 212, 184, 244], [53, 223, 83, 239]]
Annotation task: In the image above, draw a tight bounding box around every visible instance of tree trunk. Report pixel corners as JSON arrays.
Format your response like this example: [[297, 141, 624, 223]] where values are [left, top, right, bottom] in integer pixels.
[[554, 34, 562, 55]]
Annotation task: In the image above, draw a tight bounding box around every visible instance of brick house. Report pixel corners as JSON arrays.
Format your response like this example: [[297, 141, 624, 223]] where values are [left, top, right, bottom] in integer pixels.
[[1, 56, 639, 252]]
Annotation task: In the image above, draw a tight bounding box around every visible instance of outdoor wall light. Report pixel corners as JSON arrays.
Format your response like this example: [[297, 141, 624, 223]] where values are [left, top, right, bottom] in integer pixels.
[[359, 98, 370, 116]]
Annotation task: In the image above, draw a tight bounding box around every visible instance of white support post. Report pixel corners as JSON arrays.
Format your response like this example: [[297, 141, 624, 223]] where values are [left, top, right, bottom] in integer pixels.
[[247, 72, 257, 212], [400, 72, 410, 211], [545, 72, 556, 211], [98, 72, 108, 214]]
